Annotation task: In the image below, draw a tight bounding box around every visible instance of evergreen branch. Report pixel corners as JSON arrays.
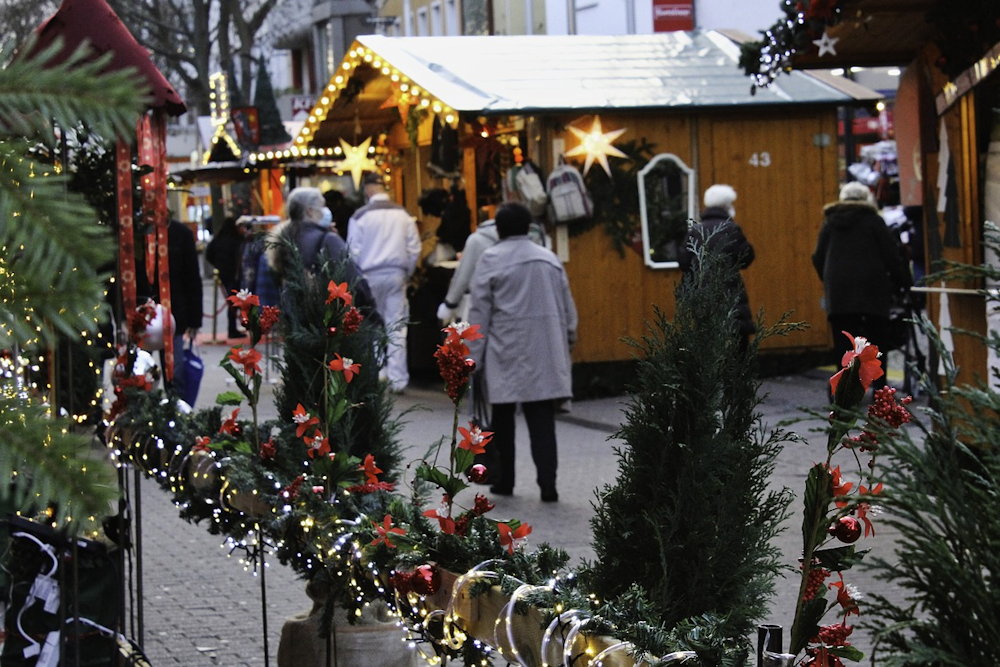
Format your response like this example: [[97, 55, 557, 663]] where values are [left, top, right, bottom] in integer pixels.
[[0, 394, 117, 527], [0, 38, 145, 140]]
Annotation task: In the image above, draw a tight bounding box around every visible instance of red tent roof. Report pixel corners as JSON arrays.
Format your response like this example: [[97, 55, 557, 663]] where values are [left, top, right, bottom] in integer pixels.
[[31, 0, 186, 116]]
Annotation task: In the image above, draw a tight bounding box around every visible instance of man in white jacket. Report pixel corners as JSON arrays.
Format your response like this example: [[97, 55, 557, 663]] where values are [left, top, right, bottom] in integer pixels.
[[347, 173, 421, 393]]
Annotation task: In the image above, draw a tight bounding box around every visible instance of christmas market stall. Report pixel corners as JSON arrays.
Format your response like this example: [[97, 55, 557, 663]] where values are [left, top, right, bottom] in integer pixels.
[[275, 31, 881, 383], [742, 0, 1000, 384]]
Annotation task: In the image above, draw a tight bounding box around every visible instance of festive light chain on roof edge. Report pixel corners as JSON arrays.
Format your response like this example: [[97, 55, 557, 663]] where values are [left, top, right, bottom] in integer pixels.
[[252, 44, 457, 163]]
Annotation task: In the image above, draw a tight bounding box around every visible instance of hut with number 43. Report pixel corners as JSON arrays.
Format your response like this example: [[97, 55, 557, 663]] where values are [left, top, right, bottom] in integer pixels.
[[263, 31, 880, 385]]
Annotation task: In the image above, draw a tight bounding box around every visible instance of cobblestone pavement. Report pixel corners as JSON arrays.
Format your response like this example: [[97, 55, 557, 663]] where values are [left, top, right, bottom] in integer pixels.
[[131, 277, 911, 664]]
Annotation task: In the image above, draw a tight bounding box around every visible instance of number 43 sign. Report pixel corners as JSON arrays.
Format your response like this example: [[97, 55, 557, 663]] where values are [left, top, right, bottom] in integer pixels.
[[748, 152, 772, 167]]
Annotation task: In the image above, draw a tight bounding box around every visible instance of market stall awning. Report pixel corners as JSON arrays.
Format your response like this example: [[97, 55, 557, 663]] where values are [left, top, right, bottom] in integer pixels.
[[28, 0, 186, 116], [293, 30, 879, 151]]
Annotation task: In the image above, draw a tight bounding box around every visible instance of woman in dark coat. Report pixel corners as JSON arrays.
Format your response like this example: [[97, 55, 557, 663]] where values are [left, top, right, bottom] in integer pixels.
[[812, 181, 911, 384], [206, 216, 245, 338], [679, 184, 756, 342]]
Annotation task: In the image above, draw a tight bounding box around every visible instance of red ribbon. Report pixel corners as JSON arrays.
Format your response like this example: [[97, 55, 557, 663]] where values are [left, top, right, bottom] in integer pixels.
[[115, 139, 136, 317]]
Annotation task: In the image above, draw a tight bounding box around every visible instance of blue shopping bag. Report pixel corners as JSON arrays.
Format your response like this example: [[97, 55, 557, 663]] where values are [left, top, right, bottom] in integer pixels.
[[180, 342, 204, 407]]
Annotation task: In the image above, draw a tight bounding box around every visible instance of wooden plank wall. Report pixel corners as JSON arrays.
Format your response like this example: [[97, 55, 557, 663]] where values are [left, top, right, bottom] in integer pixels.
[[549, 109, 839, 364]]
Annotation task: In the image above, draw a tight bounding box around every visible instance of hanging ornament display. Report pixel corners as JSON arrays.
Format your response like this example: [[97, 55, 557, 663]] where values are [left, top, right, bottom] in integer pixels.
[[337, 136, 378, 189], [380, 82, 414, 124], [565, 115, 628, 177], [812, 31, 839, 57]]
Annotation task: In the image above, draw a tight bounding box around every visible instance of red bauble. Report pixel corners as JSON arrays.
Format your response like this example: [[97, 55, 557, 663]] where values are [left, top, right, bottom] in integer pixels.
[[828, 516, 862, 543], [467, 464, 488, 483], [390, 570, 414, 594]]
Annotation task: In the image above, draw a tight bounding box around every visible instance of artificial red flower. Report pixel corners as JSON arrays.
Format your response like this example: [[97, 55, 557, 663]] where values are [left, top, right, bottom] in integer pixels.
[[193, 436, 212, 453], [359, 454, 383, 483], [828, 574, 861, 617], [304, 432, 331, 459], [346, 480, 396, 494], [259, 438, 277, 460], [423, 507, 457, 534], [443, 321, 483, 345], [370, 514, 406, 548], [856, 482, 883, 537], [829, 331, 884, 396], [326, 281, 353, 306], [219, 408, 240, 435], [457, 423, 493, 455], [830, 465, 854, 504], [292, 403, 320, 438], [281, 475, 305, 501], [814, 622, 853, 647], [328, 354, 361, 383], [472, 493, 495, 516], [497, 521, 532, 554], [227, 289, 260, 315], [228, 346, 262, 376], [434, 343, 475, 401]]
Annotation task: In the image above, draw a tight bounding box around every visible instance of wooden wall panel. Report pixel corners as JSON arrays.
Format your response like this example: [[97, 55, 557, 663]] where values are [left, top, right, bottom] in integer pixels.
[[698, 110, 838, 351]]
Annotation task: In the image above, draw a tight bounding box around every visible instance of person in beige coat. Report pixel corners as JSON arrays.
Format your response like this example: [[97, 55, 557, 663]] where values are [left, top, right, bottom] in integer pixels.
[[468, 202, 577, 502]]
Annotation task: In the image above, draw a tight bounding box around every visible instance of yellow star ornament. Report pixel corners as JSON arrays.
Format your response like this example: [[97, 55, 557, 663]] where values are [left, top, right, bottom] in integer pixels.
[[338, 137, 378, 189], [565, 116, 627, 176]]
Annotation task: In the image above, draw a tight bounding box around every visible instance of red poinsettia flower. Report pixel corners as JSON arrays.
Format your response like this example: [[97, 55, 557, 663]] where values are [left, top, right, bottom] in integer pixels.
[[457, 423, 493, 455], [855, 482, 883, 537], [192, 436, 212, 453], [828, 574, 861, 617], [829, 331, 884, 396], [497, 521, 532, 555], [423, 506, 457, 534], [219, 408, 240, 435], [443, 321, 483, 345], [228, 346, 263, 376], [292, 403, 320, 438], [326, 281, 353, 306], [227, 289, 260, 315], [830, 465, 854, 507], [328, 354, 361, 383], [304, 432, 331, 459], [370, 514, 406, 548], [358, 453, 383, 484]]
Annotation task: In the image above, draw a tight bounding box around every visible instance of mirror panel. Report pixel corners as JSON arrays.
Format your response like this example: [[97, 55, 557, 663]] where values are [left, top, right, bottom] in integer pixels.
[[637, 153, 696, 268]]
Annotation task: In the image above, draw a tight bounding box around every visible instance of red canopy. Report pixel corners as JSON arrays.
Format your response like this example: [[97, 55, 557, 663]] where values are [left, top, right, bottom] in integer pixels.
[[31, 0, 186, 116]]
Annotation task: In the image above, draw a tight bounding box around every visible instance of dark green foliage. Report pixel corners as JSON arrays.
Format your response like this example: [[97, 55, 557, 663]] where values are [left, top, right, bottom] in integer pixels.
[[253, 58, 290, 146], [574, 137, 656, 255], [863, 313, 1000, 665], [589, 240, 796, 646], [272, 241, 403, 479]]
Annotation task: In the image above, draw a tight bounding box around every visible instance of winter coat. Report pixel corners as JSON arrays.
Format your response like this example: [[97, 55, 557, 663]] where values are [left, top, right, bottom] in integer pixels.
[[346, 194, 421, 276], [205, 229, 242, 287], [678, 206, 756, 334], [812, 201, 911, 318], [443, 219, 499, 307], [468, 236, 577, 404]]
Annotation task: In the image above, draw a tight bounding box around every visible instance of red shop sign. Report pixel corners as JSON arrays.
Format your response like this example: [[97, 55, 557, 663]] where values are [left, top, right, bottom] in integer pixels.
[[653, 0, 694, 32]]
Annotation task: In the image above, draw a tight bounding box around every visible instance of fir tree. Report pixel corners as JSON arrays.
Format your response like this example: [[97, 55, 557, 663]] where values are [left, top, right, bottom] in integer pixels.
[[253, 57, 290, 146], [589, 237, 796, 645], [272, 242, 403, 479], [0, 39, 143, 524], [863, 225, 1000, 663]]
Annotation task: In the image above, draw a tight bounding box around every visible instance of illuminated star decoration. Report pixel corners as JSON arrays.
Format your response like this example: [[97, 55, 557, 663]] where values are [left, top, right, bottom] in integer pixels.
[[338, 137, 377, 189], [565, 116, 627, 176], [380, 83, 413, 124], [813, 31, 839, 57]]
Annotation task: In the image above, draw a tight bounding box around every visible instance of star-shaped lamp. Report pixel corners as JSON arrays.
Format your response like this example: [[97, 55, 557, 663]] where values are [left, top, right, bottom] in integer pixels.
[[565, 116, 627, 176], [338, 137, 377, 189]]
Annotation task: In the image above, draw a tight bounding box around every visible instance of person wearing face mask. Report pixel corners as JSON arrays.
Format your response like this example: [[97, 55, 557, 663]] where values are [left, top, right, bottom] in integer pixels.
[[266, 186, 378, 318], [346, 173, 421, 393]]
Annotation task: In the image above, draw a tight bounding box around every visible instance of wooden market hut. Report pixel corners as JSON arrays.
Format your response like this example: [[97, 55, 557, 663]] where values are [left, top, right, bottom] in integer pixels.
[[286, 31, 880, 380], [744, 0, 1000, 385]]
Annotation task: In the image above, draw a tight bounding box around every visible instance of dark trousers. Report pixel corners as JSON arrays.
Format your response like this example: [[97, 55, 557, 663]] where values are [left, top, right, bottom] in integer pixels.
[[490, 400, 557, 492], [829, 313, 889, 390]]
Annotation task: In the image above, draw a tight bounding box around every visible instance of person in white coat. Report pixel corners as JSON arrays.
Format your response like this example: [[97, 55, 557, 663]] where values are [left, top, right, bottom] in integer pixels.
[[436, 218, 499, 323], [347, 173, 421, 393], [468, 202, 577, 502]]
